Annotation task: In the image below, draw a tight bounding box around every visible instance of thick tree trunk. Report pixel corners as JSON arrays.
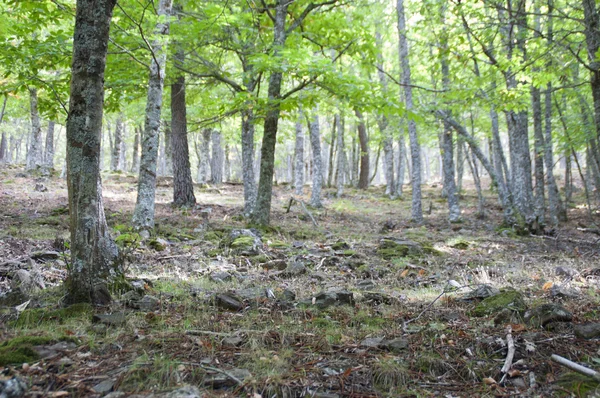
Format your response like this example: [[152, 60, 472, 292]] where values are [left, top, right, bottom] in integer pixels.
[[294, 115, 305, 195], [211, 130, 224, 184], [355, 109, 369, 190], [130, 125, 140, 173], [308, 111, 323, 207], [170, 55, 196, 207], [583, 0, 600, 141], [65, 0, 120, 305], [26, 88, 43, 172], [397, 0, 422, 222], [110, 115, 122, 172], [531, 1, 545, 223], [241, 109, 257, 214], [44, 121, 55, 171], [132, 0, 172, 232], [335, 114, 345, 197]]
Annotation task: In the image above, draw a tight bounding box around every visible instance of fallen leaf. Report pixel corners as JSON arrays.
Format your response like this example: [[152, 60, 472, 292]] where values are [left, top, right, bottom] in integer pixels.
[[400, 269, 409, 278], [483, 377, 497, 385], [15, 300, 30, 312], [542, 281, 553, 290], [508, 369, 521, 377]]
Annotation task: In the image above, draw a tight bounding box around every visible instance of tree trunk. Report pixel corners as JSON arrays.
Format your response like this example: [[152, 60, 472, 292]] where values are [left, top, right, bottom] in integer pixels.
[[241, 109, 257, 214], [132, 0, 172, 232], [164, 121, 172, 176], [396, 132, 406, 197], [224, 144, 230, 182], [130, 125, 140, 173], [397, 0, 422, 222], [531, 0, 545, 223], [44, 121, 55, 171], [65, 0, 120, 305], [335, 114, 345, 197], [197, 129, 211, 183], [110, 115, 122, 172], [294, 114, 305, 195], [467, 147, 485, 218], [119, 123, 127, 171], [26, 87, 43, 172], [211, 130, 223, 184], [308, 111, 323, 207], [327, 116, 336, 188], [0, 95, 8, 163], [583, 0, 600, 141], [355, 109, 369, 190], [170, 51, 196, 207]]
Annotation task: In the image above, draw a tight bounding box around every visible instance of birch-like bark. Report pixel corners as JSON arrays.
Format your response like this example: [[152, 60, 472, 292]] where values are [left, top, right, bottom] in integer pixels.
[[224, 144, 230, 182], [132, 0, 172, 232], [0, 96, 8, 163], [26, 88, 43, 172], [118, 123, 127, 171], [531, 0, 545, 223], [327, 116, 336, 188], [396, 131, 406, 197], [44, 121, 55, 171], [583, 0, 600, 141], [355, 109, 369, 190], [308, 111, 323, 207], [335, 114, 345, 197], [197, 129, 211, 183], [110, 115, 122, 172], [131, 125, 140, 173], [164, 122, 172, 176], [241, 109, 257, 214], [397, 0, 422, 222], [65, 0, 120, 304], [211, 129, 223, 184], [294, 114, 305, 195]]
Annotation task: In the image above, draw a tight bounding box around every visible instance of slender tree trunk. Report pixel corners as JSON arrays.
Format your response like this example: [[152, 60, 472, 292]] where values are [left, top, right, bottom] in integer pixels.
[[456, 138, 465, 193], [582, 0, 600, 141], [396, 130, 406, 197], [211, 130, 223, 184], [376, 31, 395, 197], [335, 114, 345, 198], [0, 96, 8, 163], [65, 0, 120, 304], [397, 0, 422, 222], [171, 51, 196, 207], [198, 129, 211, 183], [327, 116, 336, 188], [308, 111, 323, 207], [467, 147, 485, 218], [164, 121, 172, 176], [118, 123, 127, 171], [224, 144, 230, 182], [131, 125, 140, 173], [241, 109, 257, 214], [355, 109, 370, 190], [294, 114, 305, 195], [26, 88, 43, 172], [132, 0, 172, 233], [110, 115, 122, 172], [44, 121, 55, 172]]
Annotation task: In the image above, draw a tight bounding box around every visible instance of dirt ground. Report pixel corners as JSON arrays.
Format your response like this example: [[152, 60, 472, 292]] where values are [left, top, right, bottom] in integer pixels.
[[1, 164, 600, 397]]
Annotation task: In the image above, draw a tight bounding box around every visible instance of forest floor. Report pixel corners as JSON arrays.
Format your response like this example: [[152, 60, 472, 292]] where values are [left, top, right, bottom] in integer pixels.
[[1, 164, 600, 398]]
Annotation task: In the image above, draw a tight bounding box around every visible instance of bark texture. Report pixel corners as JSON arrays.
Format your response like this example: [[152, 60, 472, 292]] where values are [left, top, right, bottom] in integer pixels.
[[211, 130, 224, 184], [397, 0, 422, 222], [355, 109, 369, 190], [241, 109, 257, 214], [294, 115, 305, 195], [110, 115, 122, 172], [44, 121, 55, 171], [308, 112, 323, 207], [65, 0, 120, 304], [0, 96, 8, 163], [335, 114, 344, 197], [130, 125, 140, 173], [26, 88, 43, 172], [170, 57, 196, 207], [132, 0, 172, 231]]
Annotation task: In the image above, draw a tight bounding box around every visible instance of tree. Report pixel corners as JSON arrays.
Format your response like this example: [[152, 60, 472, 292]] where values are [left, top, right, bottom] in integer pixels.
[[26, 87, 42, 172], [65, 0, 120, 305], [308, 110, 323, 207], [44, 121, 55, 171], [355, 109, 369, 190], [294, 114, 305, 195], [132, 0, 173, 233]]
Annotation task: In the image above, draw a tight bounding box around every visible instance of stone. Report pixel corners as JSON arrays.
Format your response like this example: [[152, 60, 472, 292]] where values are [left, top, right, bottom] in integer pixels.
[[34, 183, 48, 192], [494, 308, 522, 326], [360, 337, 384, 348], [356, 280, 375, 290], [0, 377, 27, 398], [137, 295, 160, 312], [148, 238, 169, 251], [282, 289, 296, 301], [222, 336, 244, 347], [30, 251, 60, 261], [227, 229, 262, 255], [573, 323, 600, 339], [524, 304, 572, 328], [104, 393, 128, 398], [376, 238, 422, 259], [363, 292, 394, 305], [555, 267, 578, 278], [91, 324, 107, 334], [472, 289, 526, 317], [462, 284, 500, 301], [335, 290, 354, 305], [310, 272, 328, 281], [160, 385, 202, 398], [550, 284, 579, 299], [11, 269, 40, 296], [235, 287, 267, 301], [210, 271, 232, 283], [311, 290, 354, 309], [283, 262, 307, 277], [204, 368, 251, 389], [121, 290, 142, 306], [93, 379, 115, 394], [262, 259, 287, 271], [215, 293, 243, 311], [92, 313, 127, 327], [379, 338, 409, 353], [312, 393, 340, 398]]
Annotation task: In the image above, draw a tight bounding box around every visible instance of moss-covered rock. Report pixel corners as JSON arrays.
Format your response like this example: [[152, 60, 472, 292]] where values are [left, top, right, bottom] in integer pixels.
[[472, 289, 526, 317], [0, 335, 55, 366], [13, 303, 93, 327], [376, 238, 422, 259]]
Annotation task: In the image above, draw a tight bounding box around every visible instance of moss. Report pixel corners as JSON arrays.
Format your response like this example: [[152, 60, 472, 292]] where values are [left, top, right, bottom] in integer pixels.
[[203, 231, 222, 242], [342, 250, 357, 256], [447, 237, 470, 250], [206, 248, 222, 257], [231, 235, 256, 248], [556, 372, 600, 396], [0, 335, 55, 366], [377, 240, 411, 259], [13, 303, 93, 328], [331, 240, 350, 250], [372, 358, 410, 391], [472, 289, 526, 317], [269, 239, 290, 249]]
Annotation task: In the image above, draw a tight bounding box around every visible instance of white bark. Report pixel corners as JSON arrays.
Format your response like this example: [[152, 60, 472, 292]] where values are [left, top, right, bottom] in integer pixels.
[[26, 88, 43, 172], [309, 111, 323, 207], [294, 114, 305, 195]]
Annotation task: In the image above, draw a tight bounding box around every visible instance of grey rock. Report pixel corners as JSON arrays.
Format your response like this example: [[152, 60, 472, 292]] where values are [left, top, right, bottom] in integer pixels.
[[0, 377, 27, 398], [356, 280, 375, 290], [524, 304, 573, 327], [550, 284, 579, 299], [210, 271, 232, 283], [149, 238, 169, 252], [335, 290, 354, 305], [310, 272, 328, 281], [204, 368, 251, 389], [137, 295, 160, 312], [121, 290, 142, 306], [312, 394, 339, 398], [379, 338, 409, 353], [262, 260, 287, 271], [363, 292, 394, 305], [494, 308, 522, 326], [222, 336, 244, 347], [161, 385, 202, 398], [574, 323, 600, 339], [360, 337, 384, 348], [282, 289, 296, 301], [92, 313, 127, 327], [555, 267, 578, 278], [103, 393, 128, 398], [11, 269, 40, 296], [215, 293, 243, 311], [93, 379, 115, 394], [228, 229, 262, 255], [462, 284, 500, 301], [311, 290, 354, 309], [283, 262, 307, 277], [30, 251, 60, 261], [91, 324, 108, 334], [34, 183, 48, 192], [235, 287, 267, 301]]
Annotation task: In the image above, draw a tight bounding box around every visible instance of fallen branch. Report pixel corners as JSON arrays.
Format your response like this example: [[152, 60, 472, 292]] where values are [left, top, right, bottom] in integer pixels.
[[577, 227, 600, 236], [501, 326, 515, 374], [551, 354, 600, 382], [287, 196, 318, 227]]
